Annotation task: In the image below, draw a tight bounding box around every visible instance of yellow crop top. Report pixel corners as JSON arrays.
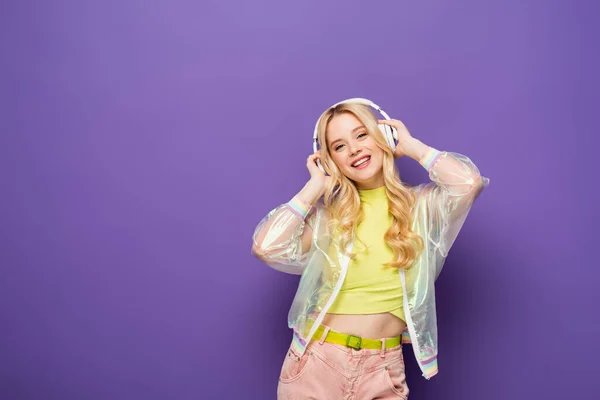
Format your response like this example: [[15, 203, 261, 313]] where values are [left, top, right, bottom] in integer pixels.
[[327, 185, 405, 322]]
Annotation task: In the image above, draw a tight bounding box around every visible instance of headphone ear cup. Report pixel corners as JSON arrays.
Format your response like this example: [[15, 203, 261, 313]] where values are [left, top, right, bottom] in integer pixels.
[[390, 126, 398, 148], [316, 157, 331, 175], [378, 123, 396, 151], [316, 159, 325, 173]]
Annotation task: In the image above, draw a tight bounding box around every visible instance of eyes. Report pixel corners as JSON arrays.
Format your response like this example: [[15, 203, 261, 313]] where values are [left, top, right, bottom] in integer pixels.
[[334, 132, 367, 151]]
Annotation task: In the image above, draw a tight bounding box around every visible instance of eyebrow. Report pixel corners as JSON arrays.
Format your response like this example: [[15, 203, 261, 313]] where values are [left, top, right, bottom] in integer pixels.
[[329, 125, 366, 147]]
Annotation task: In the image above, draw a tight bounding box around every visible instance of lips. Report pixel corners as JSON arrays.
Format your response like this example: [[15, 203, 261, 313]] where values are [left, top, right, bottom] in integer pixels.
[[351, 155, 371, 168]]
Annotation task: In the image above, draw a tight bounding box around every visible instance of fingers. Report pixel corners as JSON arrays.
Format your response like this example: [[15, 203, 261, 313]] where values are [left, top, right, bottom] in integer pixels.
[[378, 119, 400, 126], [307, 150, 327, 175], [306, 152, 320, 169], [307, 150, 321, 161], [307, 151, 320, 162]]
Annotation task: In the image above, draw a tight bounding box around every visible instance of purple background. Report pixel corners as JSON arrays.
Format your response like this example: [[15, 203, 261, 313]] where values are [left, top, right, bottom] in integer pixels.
[[1, 0, 598, 399]]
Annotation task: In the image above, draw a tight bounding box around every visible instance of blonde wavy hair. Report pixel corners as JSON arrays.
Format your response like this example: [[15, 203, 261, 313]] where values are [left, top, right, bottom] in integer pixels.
[[316, 102, 424, 269]]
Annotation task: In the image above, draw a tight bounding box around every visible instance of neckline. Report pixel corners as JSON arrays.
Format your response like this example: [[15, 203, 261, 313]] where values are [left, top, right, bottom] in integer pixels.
[[358, 185, 387, 200], [358, 185, 386, 193]]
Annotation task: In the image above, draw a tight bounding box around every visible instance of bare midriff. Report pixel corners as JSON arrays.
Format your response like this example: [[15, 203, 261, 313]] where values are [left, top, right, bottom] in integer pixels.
[[322, 312, 406, 339]]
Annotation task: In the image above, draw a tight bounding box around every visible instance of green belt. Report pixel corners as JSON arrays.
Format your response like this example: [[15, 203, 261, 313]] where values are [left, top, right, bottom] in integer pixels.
[[311, 325, 401, 351]]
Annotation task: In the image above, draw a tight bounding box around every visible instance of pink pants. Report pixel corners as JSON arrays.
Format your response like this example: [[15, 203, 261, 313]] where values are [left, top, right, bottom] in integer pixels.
[[277, 327, 409, 399]]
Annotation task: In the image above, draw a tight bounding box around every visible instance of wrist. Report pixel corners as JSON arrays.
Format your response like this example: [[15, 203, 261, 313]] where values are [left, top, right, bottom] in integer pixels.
[[401, 137, 430, 161], [287, 196, 312, 218], [419, 147, 443, 171], [296, 180, 324, 206]]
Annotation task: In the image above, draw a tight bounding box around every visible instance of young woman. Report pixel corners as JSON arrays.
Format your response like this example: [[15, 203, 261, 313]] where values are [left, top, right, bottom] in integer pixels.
[[251, 98, 489, 399]]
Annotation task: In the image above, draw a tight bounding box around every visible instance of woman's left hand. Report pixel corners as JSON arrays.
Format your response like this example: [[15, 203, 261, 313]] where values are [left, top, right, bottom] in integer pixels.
[[378, 119, 414, 159]]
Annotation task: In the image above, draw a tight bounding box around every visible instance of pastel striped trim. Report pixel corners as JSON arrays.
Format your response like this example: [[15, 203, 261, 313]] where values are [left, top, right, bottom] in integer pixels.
[[287, 196, 312, 218], [421, 357, 439, 379], [420, 147, 443, 171], [401, 331, 412, 344], [291, 330, 307, 353]]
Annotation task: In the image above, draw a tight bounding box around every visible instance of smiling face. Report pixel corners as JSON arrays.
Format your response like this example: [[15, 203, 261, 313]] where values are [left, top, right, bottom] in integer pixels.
[[325, 112, 385, 190]]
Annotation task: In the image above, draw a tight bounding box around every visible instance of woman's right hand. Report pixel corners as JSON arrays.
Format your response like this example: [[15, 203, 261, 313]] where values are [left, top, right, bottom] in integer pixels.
[[305, 150, 331, 198]]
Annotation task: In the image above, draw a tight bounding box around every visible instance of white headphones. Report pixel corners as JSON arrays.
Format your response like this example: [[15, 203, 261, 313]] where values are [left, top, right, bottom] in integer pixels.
[[312, 98, 398, 173]]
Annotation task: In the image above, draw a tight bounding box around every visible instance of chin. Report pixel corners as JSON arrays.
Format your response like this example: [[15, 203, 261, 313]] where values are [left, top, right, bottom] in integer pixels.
[[348, 168, 385, 188], [348, 167, 380, 182]]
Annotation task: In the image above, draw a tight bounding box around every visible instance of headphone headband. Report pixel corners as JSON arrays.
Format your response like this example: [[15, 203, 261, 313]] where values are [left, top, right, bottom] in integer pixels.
[[312, 98, 393, 152]]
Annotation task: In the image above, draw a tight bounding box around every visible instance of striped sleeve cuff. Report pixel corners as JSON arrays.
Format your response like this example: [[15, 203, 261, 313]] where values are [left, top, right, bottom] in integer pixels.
[[287, 196, 312, 218], [419, 147, 443, 171]]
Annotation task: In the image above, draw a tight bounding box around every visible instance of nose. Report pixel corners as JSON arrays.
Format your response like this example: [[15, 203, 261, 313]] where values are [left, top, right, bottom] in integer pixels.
[[348, 143, 361, 157]]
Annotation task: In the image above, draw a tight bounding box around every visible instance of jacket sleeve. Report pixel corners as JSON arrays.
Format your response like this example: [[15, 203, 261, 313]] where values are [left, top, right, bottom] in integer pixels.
[[417, 148, 490, 266], [251, 196, 316, 275]]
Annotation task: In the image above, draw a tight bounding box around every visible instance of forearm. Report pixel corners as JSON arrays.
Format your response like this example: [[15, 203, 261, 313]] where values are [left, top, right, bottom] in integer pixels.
[[411, 141, 489, 261], [402, 137, 483, 189], [399, 137, 450, 173], [294, 180, 324, 210], [400, 137, 434, 164], [252, 181, 318, 257]]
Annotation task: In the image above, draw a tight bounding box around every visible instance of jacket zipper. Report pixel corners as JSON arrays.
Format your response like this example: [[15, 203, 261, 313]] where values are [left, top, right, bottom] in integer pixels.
[[305, 242, 353, 346], [400, 269, 429, 379]]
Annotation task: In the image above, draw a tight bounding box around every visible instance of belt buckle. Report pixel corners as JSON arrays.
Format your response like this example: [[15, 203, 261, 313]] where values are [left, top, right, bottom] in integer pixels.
[[346, 334, 362, 350]]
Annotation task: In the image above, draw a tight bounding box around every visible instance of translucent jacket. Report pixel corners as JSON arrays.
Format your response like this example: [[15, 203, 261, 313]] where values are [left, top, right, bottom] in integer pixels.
[[251, 148, 490, 379]]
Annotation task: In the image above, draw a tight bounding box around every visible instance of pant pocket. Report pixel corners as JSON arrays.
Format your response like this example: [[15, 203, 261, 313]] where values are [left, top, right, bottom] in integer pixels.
[[278, 346, 313, 384], [383, 358, 409, 399]]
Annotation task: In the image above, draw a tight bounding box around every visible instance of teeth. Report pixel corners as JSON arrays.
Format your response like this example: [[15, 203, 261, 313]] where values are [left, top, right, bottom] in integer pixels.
[[353, 157, 369, 167]]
